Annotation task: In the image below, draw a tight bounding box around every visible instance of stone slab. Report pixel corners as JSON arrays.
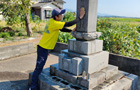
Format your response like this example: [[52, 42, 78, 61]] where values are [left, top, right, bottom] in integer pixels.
[[39, 75, 67, 90], [71, 57, 83, 76], [81, 51, 109, 74], [50, 64, 119, 89], [68, 39, 103, 55], [59, 54, 83, 76], [62, 58, 72, 72], [77, 65, 118, 89], [76, 0, 98, 33], [58, 54, 65, 70], [61, 49, 109, 74], [93, 71, 138, 90], [50, 64, 78, 84], [126, 74, 139, 90]]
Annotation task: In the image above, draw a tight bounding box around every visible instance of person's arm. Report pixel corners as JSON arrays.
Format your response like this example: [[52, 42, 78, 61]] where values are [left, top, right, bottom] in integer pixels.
[[63, 8, 85, 27], [64, 17, 81, 27], [60, 27, 72, 32]]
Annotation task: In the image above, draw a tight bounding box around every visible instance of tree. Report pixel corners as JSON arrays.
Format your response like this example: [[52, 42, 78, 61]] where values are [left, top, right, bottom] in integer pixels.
[[0, 0, 33, 36]]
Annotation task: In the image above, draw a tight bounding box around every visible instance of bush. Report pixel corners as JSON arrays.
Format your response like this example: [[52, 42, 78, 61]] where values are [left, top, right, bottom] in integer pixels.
[[8, 31, 15, 36], [1, 32, 10, 38], [97, 18, 140, 59], [58, 32, 74, 43], [18, 32, 24, 36], [137, 26, 140, 33], [0, 33, 2, 38], [63, 11, 76, 22]]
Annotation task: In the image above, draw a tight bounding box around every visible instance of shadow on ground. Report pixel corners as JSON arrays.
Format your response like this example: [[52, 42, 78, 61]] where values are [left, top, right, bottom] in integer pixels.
[[0, 79, 29, 90]]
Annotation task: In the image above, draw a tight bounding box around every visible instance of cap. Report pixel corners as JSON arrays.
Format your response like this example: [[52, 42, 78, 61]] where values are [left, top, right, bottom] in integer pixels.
[[52, 8, 66, 18]]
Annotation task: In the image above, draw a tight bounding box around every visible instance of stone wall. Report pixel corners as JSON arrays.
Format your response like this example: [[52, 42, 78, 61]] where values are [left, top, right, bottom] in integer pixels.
[[0, 43, 35, 61]]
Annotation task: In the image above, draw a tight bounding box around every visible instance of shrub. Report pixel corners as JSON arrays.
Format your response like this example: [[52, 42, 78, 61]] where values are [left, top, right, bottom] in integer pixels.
[[63, 11, 76, 22], [1, 32, 10, 38], [8, 31, 15, 36], [58, 32, 74, 43], [18, 32, 24, 36], [137, 26, 140, 33], [0, 33, 2, 38]]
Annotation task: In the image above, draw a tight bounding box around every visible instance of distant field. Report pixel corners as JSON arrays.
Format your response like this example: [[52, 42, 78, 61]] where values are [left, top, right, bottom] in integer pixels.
[[98, 17, 140, 25]]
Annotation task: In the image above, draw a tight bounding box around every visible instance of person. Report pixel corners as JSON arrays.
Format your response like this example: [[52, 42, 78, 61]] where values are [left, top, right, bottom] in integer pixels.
[[29, 8, 85, 90]]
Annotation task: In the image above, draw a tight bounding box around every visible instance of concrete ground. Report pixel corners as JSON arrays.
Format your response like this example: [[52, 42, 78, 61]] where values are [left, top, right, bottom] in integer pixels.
[[0, 52, 59, 90], [0, 52, 140, 90]]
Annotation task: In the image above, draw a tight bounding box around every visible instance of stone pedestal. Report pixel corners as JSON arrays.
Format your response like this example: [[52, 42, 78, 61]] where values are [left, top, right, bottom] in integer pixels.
[[28, 0, 138, 89]]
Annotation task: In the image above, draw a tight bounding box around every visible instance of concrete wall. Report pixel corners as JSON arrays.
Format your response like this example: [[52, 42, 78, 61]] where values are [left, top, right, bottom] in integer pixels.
[[0, 43, 35, 61], [109, 53, 140, 76], [53, 42, 140, 76]]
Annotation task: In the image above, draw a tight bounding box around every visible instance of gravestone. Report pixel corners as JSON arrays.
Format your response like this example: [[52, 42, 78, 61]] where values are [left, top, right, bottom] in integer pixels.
[[28, 0, 138, 89]]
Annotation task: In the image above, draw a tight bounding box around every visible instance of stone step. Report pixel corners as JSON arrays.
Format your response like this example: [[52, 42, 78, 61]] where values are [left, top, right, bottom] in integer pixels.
[[29, 68, 87, 90], [93, 71, 138, 90], [28, 66, 138, 90], [50, 63, 118, 89]]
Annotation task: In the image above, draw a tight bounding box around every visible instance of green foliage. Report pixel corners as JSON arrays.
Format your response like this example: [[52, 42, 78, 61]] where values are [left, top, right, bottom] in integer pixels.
[[58, 17, 140, 59], [18, 32, 24, 36], [0, 32, 10, 38], [0, 0, 32, 36], [63, 11, 76, 22], [58, 32, 74, 43], [0, 33, 2, 38], [137, 26, 140, 33], [8, 31, 15, 36], [32, 15, 41, 31], [97, 18, 140, 59]]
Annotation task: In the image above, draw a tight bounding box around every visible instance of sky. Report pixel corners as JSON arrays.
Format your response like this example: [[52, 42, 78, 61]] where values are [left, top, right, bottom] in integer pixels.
[[63, 0, 140, 18]]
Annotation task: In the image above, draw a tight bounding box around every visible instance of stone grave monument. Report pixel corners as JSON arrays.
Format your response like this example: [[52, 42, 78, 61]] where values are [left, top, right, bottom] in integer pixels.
[[29, 0, 138, 90]]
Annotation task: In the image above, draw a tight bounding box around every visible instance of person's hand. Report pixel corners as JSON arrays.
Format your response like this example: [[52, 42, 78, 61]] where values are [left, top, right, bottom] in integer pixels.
[[80, 7, 85, 19], [72, 27, 76, 32]]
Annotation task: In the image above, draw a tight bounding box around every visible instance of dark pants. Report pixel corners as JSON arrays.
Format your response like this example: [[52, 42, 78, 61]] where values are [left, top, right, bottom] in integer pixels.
[[30, 45, 49, 90]]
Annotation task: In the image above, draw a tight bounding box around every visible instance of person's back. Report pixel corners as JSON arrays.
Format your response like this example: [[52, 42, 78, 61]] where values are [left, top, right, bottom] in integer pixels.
[[29, 8, 85, 90]]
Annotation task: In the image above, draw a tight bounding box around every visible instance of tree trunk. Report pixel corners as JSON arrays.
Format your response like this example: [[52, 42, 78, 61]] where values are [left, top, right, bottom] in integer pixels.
[[25, 13, 32, 36]]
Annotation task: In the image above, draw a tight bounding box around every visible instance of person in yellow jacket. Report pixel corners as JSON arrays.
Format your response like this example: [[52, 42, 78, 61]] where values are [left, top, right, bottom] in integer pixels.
[[30, 8, 85, 90]]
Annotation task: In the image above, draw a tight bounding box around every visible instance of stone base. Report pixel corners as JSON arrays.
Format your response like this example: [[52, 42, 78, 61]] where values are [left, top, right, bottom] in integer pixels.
[[50, 63, 118, 88], [60, 49, 109, 74], [68, 39, 103, 55], [28, 66, 138, 90]]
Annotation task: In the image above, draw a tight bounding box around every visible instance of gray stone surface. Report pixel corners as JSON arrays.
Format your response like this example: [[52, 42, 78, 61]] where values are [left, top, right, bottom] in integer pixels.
[[82, 51, 109, 74], [71, 57, 83, 76], [94, 77, 132, 90], [58, 54, 65, 70], [101, 65, 118, 80], [50, 63, 120, 89], [62, 58, 72, 72], [71, 32, 101, 41], [50, 64, 78, 84], [0, 43, 35, 61], [78, 71, 106, 89], [93, 72, 129, 90], [126, 74, 139, 90], [61, 50, 109, 74], [68, 39, 103, 55], [59, 54, 83, 75], [76, 0, 98, 33]]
